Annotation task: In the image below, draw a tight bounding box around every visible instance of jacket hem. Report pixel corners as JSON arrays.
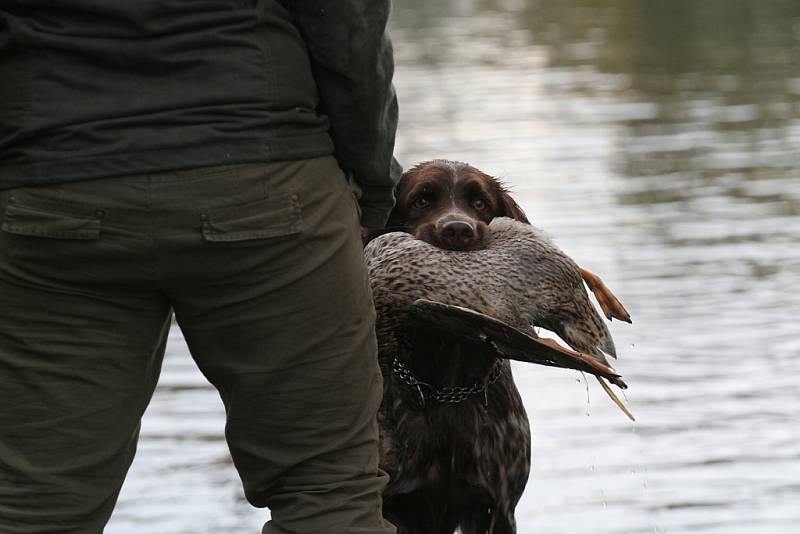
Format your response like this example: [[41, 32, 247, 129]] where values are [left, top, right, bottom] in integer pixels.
[[0, 134, 335, 190]]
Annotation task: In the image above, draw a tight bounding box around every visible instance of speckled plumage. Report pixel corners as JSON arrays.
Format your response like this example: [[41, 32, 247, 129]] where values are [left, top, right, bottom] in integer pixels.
[[366, 217, 620, 534]]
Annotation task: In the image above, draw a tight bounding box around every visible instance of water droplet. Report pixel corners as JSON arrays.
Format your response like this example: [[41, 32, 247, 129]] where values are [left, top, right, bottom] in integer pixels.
[[582, 371, 590, 416], [630, 343, 635, 349]]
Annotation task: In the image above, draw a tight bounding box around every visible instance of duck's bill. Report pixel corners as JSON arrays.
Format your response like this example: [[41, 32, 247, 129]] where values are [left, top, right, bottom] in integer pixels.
[[408, 299, 628, 389]]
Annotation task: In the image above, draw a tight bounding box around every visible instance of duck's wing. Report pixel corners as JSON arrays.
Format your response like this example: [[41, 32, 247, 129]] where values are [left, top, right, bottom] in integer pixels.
[[408, 299, 627, 389]]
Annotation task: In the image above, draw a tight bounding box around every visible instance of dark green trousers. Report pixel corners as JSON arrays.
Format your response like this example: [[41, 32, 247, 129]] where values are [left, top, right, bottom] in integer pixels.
[[0, 157, 394, 534]]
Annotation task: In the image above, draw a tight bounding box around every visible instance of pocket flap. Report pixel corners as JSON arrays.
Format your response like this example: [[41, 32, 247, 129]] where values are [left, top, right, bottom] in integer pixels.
[[2, 196, 102, 240], [202, 192, 302, 242]]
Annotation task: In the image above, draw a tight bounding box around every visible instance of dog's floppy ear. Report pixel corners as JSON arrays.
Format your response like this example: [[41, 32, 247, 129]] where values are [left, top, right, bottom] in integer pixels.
[[362, 170, 413, 247], [479, 168, 530, 224], [382, 165, 419, 232], [384, 201, 408, 232], [498, 189, 530, 224], [362, 209, 407, 246]]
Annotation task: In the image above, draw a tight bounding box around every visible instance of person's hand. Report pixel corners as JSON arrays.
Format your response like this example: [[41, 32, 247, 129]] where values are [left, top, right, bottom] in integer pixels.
[[361, 226, 383, 239], [360, 226, 381, 247]]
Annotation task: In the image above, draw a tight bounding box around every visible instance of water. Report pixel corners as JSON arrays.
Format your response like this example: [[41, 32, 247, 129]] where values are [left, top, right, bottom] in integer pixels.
[[107, 1, 800, 532]]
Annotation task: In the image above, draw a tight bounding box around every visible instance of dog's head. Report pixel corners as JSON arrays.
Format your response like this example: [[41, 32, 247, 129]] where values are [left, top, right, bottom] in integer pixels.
[[384, 160, 529, 250]]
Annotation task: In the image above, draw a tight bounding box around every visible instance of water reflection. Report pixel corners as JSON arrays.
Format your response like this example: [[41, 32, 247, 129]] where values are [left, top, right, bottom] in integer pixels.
[[108, 2, 800, 532]]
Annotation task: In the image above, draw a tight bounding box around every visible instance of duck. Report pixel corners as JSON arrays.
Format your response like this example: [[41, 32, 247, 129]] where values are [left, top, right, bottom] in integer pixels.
[[365, 216, 632, 534]]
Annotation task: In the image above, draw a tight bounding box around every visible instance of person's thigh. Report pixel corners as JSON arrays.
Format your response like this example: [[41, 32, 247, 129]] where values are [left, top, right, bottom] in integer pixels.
[[0, 184, 172, 533], [163, 157, 393, 534]]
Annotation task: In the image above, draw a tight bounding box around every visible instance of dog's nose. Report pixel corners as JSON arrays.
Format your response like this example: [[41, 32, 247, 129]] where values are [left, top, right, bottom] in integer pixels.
[[439, 220, 476, 249]]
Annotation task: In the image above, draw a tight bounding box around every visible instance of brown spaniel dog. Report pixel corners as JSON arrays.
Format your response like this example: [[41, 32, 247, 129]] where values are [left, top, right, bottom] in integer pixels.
[[365, 160, 629, 534]]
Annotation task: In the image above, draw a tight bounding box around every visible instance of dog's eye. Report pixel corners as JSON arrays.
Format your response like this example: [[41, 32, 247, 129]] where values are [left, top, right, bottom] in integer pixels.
[[472, 198, 488, 211], [412, 196, 431, 209]]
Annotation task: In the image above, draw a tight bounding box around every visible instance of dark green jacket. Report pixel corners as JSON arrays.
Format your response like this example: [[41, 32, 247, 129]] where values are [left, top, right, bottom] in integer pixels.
[[0, 0, 400, 227]]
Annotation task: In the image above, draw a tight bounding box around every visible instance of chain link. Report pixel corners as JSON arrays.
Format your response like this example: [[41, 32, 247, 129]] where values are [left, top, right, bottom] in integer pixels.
[[391, 356, 503, 405]]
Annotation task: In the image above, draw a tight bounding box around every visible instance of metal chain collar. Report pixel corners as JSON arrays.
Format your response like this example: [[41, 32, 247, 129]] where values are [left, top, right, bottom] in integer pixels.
[[391, 356, 503, 406]]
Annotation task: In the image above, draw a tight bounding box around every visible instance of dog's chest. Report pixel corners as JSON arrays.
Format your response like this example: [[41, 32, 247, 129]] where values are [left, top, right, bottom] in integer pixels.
[[381, 381, 531, 497]]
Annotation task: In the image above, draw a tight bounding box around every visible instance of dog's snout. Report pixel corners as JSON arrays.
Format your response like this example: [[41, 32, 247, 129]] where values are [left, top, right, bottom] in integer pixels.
[[439, 220, 476, 249]]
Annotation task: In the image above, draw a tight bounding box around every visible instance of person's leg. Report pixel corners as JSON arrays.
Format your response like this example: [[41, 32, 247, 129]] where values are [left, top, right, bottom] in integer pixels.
[[157, 157, 393, 533], [0, 183, 172, 533]]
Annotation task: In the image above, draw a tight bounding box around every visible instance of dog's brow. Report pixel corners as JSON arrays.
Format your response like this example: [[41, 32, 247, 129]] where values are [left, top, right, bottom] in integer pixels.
[[460, 177, 494, 197], [405, 180, 435, 202]]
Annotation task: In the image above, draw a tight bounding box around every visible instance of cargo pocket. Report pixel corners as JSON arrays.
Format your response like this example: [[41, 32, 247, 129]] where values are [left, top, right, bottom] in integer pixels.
[[1, 194, 103, 240], [200, 191, 303, 242]]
